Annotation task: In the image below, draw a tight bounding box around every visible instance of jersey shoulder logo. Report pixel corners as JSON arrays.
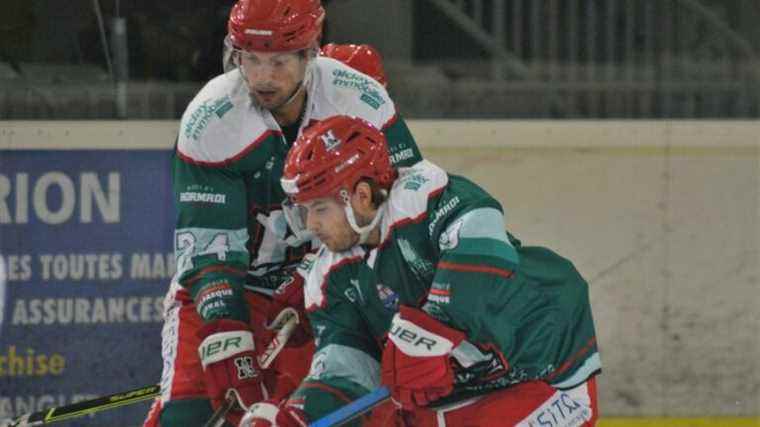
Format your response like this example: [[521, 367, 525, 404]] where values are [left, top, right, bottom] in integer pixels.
[[183, 95, 234, 141], [401, 173, 429, 191], [439, 219, 464, 251], [330, 68, 387, 110]]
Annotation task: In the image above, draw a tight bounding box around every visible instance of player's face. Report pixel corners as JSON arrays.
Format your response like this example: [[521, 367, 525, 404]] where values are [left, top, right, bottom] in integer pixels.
[[303, 198, 358, 252], [237, 50, 308, 111]]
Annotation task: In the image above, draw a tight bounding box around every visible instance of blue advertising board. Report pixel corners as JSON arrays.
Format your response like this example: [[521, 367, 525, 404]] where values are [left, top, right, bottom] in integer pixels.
[[0, 148, 175, 426]]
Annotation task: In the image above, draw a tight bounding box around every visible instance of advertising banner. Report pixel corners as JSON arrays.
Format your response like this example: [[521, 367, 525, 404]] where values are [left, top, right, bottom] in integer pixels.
[[0, 148, 175, 426]]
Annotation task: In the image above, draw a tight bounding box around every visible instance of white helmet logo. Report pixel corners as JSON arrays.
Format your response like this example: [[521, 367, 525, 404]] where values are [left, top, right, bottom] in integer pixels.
[[320, 130, 342, 151]]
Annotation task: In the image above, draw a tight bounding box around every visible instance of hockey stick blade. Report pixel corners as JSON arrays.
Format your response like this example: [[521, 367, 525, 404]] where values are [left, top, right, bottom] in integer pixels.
[[308, 386, 390, 427], [203, 393, 237, 427], [1, 384, 160, 427], [259, 307, 299, 369]]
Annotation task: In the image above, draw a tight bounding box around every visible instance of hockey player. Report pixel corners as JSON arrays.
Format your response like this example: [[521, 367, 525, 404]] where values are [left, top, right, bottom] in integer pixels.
[[144, 0, 422, 425], [241, 115, 601, 426], [320, 43, 388, 87]]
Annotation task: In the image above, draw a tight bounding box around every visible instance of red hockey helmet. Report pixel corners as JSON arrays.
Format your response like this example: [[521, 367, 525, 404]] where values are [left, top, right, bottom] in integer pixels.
[[228, 0, 325, 52], [282, 115, 396, 204], [320, 43, 388, 86]]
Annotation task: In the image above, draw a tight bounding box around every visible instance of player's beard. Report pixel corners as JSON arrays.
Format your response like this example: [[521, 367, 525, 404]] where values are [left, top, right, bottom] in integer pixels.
[[251, 81, 303, 112], [319, 224, 360, 253], [248, 60, 311, 113]]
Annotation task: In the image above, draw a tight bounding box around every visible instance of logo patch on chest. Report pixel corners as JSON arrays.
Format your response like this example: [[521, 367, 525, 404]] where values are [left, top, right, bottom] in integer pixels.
[[376, 283, 399, 311]]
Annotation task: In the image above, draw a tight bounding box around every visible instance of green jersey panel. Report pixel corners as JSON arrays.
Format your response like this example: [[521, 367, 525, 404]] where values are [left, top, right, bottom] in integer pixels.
[[383, 115, 422, 168], [293, 252, 383, 423]]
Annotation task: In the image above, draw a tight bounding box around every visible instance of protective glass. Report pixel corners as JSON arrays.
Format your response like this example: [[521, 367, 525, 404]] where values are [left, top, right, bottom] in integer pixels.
[[282, 198, 313, 244]]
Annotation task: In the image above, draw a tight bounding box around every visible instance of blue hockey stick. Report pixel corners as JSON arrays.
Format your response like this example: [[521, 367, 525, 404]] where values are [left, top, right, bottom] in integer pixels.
[[308, 386, 390, 427]]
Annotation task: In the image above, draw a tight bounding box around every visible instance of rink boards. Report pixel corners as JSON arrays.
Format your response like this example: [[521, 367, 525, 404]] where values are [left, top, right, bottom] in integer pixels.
[[1, 120, 758, 424]]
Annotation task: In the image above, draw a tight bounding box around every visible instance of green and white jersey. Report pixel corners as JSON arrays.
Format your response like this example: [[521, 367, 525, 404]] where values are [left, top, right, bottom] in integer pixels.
[[172, 57, 422, 322], [293, 160, 600, 420]]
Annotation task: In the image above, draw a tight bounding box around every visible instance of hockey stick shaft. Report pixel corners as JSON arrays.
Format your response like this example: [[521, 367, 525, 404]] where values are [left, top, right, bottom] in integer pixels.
[[2, 384, 159, 427], [203, 393, 237, 427], [203, 309, 300, 427], [2, 310, 301, 427], [259, 307, 299, 369], [308, 386, 390, 427]]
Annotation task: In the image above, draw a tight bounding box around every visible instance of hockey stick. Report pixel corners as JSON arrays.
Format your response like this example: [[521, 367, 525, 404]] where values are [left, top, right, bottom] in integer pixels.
[[204, 308, 300, 427], [0, 384, 160, 427], [203, 393, 238, 427], [306, 336, 486, 426], [308, 386, 390, 427], [1, 309, 301, 427], [259, 307, 299, 369], [305, 338, 485, 426]]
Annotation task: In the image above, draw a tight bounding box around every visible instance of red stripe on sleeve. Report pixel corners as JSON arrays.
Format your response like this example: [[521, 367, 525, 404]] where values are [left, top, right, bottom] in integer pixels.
[[177, 130, 280, 168], [380, 113, 398, 131], [438, 261, 514, 279]]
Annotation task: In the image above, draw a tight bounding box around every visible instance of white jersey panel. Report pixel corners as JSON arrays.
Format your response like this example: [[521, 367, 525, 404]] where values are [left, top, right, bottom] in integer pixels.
[[304, 245, 365, 311], [306, 57, 398, 130], [380, 160, 449, 241], [176, 70, 274, 164], [177, 59, 399, 165]]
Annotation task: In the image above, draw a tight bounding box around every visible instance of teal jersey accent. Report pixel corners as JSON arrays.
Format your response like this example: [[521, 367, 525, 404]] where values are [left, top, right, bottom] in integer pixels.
[[294, 160, 601, 418]]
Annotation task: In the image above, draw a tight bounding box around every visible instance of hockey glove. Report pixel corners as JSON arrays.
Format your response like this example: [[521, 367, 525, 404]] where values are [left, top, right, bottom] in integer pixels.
[[238, 398, 308, 427], [265, 265, 312, 348], [381, 305, 466, 409], [197, 319, 269, 424]]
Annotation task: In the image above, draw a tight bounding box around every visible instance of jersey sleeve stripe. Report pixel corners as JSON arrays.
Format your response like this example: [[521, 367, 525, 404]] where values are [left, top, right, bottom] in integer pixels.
[[181, 265, 247, 286], [550, 352, 601, 389], [449, 238, 519, 265], [380, 112, 398, 130], [428, 185, 447, 201], [176, 130, 281, 168], [438, 260, 514, 279], [300, 381, 354, 405], [545, 336, 599, 385]]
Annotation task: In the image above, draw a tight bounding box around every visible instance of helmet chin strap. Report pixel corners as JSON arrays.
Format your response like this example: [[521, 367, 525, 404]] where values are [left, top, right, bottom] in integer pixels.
[[341, 189, 387, 245], [345, 203, 384, 245], [276, 75, 307, 111]]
